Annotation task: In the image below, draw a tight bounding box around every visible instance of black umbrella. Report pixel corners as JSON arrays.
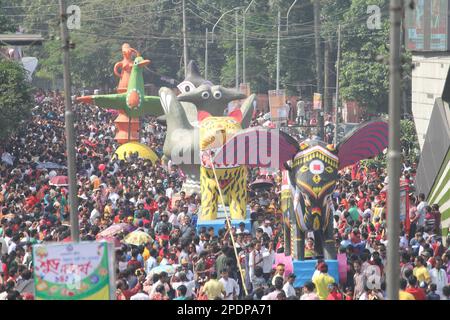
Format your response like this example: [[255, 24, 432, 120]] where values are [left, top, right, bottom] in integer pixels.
[[250, 178, 274, 191]]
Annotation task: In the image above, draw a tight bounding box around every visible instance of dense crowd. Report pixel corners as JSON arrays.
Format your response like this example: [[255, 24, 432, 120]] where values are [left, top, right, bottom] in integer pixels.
[[0, 90, 448, 300]]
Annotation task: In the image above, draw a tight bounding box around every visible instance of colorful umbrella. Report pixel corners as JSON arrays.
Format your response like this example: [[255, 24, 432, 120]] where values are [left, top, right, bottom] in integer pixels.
[[123, 230, 152, 246], [97, 223, 130, 239], [97, 236, 122, 250], [114, 142, 159, 163], [49, 175, 69, 186], [148, 265, 176, 277]]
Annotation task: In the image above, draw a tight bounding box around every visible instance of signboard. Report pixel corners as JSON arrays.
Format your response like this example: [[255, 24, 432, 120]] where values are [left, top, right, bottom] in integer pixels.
[[33, 242, 115, 300], [268, 89, 287, 126], [381, 180, 410, 234], [228, 83, 251, 114], [313, 93, 322, 110], [406, 0, 450, 51]]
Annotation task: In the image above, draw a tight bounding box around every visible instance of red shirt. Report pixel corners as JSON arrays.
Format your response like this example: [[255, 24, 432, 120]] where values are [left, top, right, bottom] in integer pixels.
[[327, 292, 343, 300], [25, 195, 39, 211], [144, 201, 158, 214], [341, 199, 349, 210], [357, 198, 366, 211], [405, 287, 426, 300]]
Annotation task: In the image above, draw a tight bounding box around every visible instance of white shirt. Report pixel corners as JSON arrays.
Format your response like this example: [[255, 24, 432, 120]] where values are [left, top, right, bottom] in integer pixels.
[[416, 201, 428, 227], [248, 250, 263, 280], [261, 247, 275, 274], [7, 241, 16, 255], [219, 277, 240, 300], [90, 208, 100, 224], [118, 261, 128, 272], [146, 256, 158, 274], [172, 280, 196, 297], [283, 282, 296, 298], [130, 292, 150, 300], [363, 209, 373, 220], [169, 213, 180, 227], [430, 268, 448, 299], [399, 236, 409, 250], [108, 192, 120, 206], [261, 225, 273, 238], [0, 238, 8, 255], [165, 187, 174, 199]]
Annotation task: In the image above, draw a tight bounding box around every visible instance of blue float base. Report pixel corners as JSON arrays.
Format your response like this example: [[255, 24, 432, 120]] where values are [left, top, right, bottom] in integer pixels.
[[196, 205, 251, 235], [196, 218, 251, 235], [293, 259, 339, 288]]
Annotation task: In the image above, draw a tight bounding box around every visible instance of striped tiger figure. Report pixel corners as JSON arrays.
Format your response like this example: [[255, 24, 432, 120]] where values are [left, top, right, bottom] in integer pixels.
[[199, 116, 248, 220]]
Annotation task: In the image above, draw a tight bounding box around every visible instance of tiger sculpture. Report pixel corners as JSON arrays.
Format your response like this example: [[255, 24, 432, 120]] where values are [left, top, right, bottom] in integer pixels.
[[199, 116, 247, 220]]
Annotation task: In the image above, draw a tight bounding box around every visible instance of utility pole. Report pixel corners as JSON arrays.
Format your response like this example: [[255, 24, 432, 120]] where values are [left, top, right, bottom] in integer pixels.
[[182, 0, 188, 77], [313, 0, 324, 139], [58, 0, 79, 242], [243, 0, 257, 85], [243, 11, 247, 84], [334, 24, 341, 145], [387, 0, 402, 301], [205, 28, 208, 80], [276, 10, 281, 91], [324, 37, 330, 113], [235, 9, 239, 90]]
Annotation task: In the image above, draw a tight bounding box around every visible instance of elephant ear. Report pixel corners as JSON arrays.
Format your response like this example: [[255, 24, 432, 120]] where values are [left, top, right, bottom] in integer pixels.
[[213, 127, 299, 169], [337, 120, 388, 170]]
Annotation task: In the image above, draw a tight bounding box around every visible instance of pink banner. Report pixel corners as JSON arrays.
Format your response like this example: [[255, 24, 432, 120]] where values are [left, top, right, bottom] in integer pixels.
[[337, 253, 347, 285]]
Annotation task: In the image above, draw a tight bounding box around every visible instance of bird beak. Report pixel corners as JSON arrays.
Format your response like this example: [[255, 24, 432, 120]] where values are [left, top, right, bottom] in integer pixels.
[[138, 59, 150, 67]]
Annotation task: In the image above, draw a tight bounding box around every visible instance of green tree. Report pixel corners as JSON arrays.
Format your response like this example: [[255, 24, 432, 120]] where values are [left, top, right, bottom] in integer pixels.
[[0, 0, 17, 33], [339, 0, 390, 113], [0, 60, 33, 139]]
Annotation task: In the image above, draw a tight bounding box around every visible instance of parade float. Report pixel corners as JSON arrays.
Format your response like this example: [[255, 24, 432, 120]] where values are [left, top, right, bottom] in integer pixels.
[[212, 119, 389, 285], [76, 47, 163, 162]]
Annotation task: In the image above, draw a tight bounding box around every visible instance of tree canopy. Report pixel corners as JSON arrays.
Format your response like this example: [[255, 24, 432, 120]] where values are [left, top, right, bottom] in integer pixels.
[[0, 59, 33, 139], [1, 0, 411, 113]]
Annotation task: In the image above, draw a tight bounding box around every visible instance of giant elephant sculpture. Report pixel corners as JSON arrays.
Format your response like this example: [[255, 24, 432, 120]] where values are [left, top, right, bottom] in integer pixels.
[[212, 120, 389, 259]]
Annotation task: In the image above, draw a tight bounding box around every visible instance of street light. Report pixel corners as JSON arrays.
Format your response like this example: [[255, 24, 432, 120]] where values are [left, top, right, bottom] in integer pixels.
[[205, 7, 242, 88], [285, 0, 298, 34], [242, 0, 257, 84], [276, 0, 298, 91]]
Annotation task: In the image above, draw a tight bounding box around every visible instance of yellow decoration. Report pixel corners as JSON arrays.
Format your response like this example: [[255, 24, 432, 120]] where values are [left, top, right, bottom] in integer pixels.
[[313, 216, 320, 230], [312, 174, 321, 184], [199, 117, 247, 221]]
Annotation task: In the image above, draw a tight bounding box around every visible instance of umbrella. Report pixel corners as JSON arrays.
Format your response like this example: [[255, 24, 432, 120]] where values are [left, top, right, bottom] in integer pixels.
[[97, 236, 122, 250], [114, 142, 159, 163], [148, 265, 176, 278], [36, 162, 66, 170], [49, 175, 68, 186], [250, 178, 274, 191], [123, 230, 152, 246], [97, 223, 131, 239]]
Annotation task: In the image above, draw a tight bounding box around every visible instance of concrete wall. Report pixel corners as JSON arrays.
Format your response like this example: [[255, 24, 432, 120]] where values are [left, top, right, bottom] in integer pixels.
[[412, 53, 450, 149]]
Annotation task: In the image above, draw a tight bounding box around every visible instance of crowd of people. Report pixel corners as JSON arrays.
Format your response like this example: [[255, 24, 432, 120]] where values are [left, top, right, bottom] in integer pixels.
[[0, 90, 449, 300]]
